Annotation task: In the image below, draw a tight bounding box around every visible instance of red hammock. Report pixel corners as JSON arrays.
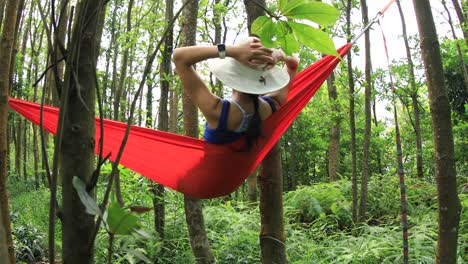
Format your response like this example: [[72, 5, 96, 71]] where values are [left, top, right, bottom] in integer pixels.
[[9, 43, 351, 199]]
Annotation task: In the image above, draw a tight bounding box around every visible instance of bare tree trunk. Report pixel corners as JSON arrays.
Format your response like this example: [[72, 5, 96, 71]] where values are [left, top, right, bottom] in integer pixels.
[[396, 0, 424, 178], [0, 1, 19, 263], [450, 0, 467, 46], [327, 72, 340, 181], [346, 0, 358, 223], [59, 1, 106, 263], [442, 0, 468, 93], [412, 1, 461, 262], [181, 1, 214, 263], [152, 0, 174, 245], [244, 0, 287, 261], [359, 0, 372, 223], [258, 143, 286, 263], [0, 0, 6, 33]]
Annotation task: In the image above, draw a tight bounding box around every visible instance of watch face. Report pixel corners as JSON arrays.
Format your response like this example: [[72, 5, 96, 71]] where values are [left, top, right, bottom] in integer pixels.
[[218, 44, 226, 52]]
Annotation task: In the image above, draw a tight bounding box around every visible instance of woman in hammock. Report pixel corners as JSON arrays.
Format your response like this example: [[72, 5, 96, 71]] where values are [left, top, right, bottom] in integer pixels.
[[172, 37, 299, 149]]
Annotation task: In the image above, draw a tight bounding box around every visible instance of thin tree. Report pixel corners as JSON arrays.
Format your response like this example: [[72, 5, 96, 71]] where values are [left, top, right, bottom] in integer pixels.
[[152, 0, 174, 244], [180, 0, 215, 263], [411, 0, 461, 262], [396, 0, 424, 178], [359, 0, 372, 222], [244, 0, 287, 261], [450, 0, 467, 46], [327, 72, 340, 181], [0, 0, 19, 262], [346, 0, 358, 223]]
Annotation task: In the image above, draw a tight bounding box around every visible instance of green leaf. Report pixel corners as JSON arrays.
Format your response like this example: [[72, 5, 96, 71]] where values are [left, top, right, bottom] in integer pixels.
[[72, 176, 101, 216], [106, 202, 140, 235], [284, 1, 340, 25], [251, 16, 277, 48], [277, 33, 300, 55], [278, 0, 288, 11], [281, 0, 306, 14], [288, 21, 339, 57]]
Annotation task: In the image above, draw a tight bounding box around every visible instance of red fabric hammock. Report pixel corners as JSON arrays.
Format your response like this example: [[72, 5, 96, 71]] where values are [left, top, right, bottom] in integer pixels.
[[8, 43, 351, 199]]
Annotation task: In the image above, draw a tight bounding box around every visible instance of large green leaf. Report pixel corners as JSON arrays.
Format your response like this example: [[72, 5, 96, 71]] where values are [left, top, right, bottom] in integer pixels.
[[284, 1, 339, 25], [278, 0, 289, 11], [280, 0, 306, 14], [277, 33, 300, 55], [72, 176, 101, 216], [288, 21, 339, 57], [251, 16, 277, 48], [106, 202, 140, 235]]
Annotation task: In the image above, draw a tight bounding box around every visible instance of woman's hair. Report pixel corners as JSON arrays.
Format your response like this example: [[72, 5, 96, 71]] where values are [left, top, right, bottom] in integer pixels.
[[244, 93, 262, 150]]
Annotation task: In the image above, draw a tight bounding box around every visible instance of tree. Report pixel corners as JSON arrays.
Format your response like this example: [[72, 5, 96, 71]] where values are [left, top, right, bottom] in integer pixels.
[[359, 0, 372, 223], [327, 72, 340, 181], [0, 0, 19, 262], [57, 0, 106, 262], [180, 0, 215, 263], [244, 0, 287, 262], [411, 0, 462, 262], [396, 0, 424, 178]]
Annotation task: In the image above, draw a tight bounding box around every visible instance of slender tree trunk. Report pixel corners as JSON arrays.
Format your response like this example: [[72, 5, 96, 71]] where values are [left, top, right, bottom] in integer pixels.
[[59, 1, 106, 263], [327, 72, 340, 181], [359, 0, 372, 223], [0, 1, 19, 263], [112, 0, 134, 207], [152, 0, 174, 245], [450, 0, 467, 46], [181, 1, 214, 263], [243, 0, 268, 205], [0, 0, 6, 33], [396, 0, 424, 178], [412, 1, 461, 262], [245, 0, 287, 261], [346, 0, 358, 223], [442, 0, 468, 93], [372, 99, 383, 174], [289, 122, 296, 190]]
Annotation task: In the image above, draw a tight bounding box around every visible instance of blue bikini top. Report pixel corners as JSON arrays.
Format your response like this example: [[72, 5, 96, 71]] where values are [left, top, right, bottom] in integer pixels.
[[203, 96, 277, 144]]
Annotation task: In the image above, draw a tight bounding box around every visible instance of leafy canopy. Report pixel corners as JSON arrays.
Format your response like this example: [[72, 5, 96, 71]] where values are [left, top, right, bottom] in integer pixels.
[[251, 0, 340, 56]]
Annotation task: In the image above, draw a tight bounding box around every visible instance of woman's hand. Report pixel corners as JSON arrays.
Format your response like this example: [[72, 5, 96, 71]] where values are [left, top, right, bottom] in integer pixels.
[[227, 37, 276, 70]]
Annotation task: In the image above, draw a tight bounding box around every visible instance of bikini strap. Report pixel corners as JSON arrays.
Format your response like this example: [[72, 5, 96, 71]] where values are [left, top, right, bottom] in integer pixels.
[[217, 99, 231, 130], [229, 99, 248, 115], [260, 96, 277, 113]]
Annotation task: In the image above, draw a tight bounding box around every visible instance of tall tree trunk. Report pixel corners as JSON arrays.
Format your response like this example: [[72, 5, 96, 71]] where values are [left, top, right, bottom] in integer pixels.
[[412, 1, 461, 262], [59, 1, 105, 263], [450, 0, 467, 46], [245, 0, 287, 261], [181, 1, 214, 263], [359, 0, 372, 223], [152, 0, 174, 244], [327, 72, 340, 181], [0, 0, 6, 33], [396, 0, 424, 178], [346, 0, 358, 223], [258, 143, 286, 263], [442, 0, 468, 93], [113, 0, 134, 207], [243, 0, 267, 204], [0, 1, 19, 263]]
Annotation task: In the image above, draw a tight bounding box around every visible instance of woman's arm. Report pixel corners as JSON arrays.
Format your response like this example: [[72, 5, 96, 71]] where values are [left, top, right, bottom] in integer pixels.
[[172, 40, 274, 122]]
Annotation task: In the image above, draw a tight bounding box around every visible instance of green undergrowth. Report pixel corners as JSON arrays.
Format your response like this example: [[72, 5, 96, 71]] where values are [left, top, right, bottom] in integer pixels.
[[7, 174, 467, 263]]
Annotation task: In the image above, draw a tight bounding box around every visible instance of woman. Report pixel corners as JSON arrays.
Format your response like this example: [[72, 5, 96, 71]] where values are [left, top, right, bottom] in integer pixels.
[[172, 37, 299, 149]]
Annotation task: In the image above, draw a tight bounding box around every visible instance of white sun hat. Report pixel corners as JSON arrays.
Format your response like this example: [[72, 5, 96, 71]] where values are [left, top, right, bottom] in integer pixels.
[[208, 38, 290, 95]]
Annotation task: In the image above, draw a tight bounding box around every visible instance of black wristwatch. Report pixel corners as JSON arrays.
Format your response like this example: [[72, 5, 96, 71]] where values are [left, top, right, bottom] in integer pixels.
[[217, 43, 226, 59]]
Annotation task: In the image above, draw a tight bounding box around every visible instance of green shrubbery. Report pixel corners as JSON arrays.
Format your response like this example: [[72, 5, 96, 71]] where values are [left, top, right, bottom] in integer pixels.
[[7, 175, 467, 263]]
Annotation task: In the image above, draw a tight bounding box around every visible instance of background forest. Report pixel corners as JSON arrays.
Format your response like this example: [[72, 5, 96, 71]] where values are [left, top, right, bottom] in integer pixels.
[[0, 0, 466, 263]]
